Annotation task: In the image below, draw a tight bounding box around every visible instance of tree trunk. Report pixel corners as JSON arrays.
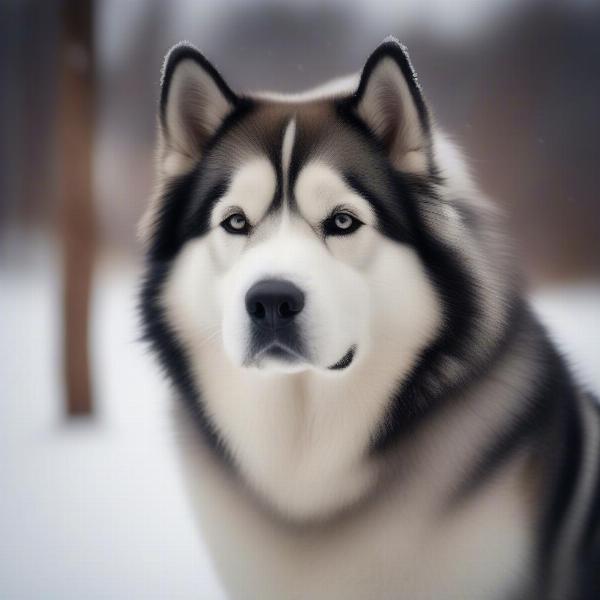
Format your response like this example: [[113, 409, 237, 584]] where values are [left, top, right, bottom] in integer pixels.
[[59, 0, 95, 416]]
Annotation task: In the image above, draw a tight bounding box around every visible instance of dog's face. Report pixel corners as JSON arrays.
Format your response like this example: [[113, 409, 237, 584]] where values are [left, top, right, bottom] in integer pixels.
[[145, 42, 442, 379], [140, 40, 513, 518], [209, 153, 374, 373]]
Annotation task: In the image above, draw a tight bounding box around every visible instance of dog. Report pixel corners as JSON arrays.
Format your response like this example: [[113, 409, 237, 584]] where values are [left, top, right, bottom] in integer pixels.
[[139, 38, 600, 599]]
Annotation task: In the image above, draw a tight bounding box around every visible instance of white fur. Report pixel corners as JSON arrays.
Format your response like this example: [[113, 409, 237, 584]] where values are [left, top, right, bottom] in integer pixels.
[[210, 158, 277, 230], [162, 158, 442, 518], [280, 118, 296, 224], [281, 118, 296, 178], [172, 332, 537, 599], [252, 74, 359, 103]]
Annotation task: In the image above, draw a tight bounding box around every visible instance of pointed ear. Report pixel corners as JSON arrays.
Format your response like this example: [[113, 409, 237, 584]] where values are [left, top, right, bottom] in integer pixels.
[[351, 39, 431, 174], [159, 43, 238, 174]]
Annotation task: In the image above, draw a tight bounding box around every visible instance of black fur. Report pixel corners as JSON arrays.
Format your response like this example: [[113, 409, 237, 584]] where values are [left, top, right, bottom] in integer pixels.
[[139, 262, 227, 459], [450, 315, 573, 507], [147, 101, 255, 262], [574, 397, 600, 600]]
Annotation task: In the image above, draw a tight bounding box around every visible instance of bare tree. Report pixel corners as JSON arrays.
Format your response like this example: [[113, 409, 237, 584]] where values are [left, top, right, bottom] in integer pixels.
[[59, 0, 95, 415]]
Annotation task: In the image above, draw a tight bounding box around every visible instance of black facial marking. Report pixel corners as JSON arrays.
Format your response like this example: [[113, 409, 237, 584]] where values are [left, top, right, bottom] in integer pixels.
[[322, 210, 363, 237], [343, 172, 413, 244], [139, 262, 229, 461], [264, 119, 286, 215], [183, 178, 230, 239], [148, 100, 257, 261], [328, 346, 356, 371], [148, 168, 200, 262], [370, 196, 483, 452], [286, 118, 324, 212], [220, 212, 251, 235], [343, 163, 491, 454]]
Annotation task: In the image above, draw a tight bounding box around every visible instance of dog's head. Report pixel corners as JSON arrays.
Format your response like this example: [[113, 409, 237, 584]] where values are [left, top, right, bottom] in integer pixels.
[[141, 40, 448, 380]]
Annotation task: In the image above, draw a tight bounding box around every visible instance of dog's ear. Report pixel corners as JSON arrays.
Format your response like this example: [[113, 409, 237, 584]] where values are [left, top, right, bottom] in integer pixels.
[[159, 43, 238, 174], [350, 38, 430, 173]]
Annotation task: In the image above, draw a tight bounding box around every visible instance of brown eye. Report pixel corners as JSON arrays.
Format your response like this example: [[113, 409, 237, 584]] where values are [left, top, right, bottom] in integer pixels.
[[324, 212, 362, 236], [221, 213, 249, 234]]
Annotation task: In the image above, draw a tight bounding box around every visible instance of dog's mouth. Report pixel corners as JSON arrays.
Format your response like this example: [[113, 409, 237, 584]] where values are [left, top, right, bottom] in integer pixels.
[[246, 328, 309, 369], [245, 326, 356, 372], [327, 345, 356, 371], [256, 342, 305, 364]]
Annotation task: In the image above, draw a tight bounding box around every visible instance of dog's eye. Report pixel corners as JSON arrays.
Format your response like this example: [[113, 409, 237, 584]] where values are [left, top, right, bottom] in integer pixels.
[[324, 212, 362, 236], [221, 213, 249, 234]]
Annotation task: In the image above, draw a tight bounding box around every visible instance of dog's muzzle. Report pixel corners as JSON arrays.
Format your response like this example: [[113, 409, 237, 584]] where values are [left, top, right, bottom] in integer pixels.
[[244, 279, 306, 364]]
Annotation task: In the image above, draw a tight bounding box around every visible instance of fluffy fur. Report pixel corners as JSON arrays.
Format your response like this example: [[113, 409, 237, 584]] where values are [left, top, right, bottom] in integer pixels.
[[139, 39, 600, 599]]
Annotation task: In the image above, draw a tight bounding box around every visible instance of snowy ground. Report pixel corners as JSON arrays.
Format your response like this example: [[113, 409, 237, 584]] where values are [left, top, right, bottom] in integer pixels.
[[1, 232, 599, 599], [0, 234, 226, 599]]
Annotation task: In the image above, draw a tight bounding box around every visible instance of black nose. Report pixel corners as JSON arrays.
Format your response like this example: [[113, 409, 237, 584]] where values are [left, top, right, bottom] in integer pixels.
[[245, 279, 305, 329]]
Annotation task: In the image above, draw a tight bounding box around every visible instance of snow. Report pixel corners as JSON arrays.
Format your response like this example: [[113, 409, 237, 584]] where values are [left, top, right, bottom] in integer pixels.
[[0, 234, 226, 599], [532, 283, 600, 393], [0, 232, 598, 598]]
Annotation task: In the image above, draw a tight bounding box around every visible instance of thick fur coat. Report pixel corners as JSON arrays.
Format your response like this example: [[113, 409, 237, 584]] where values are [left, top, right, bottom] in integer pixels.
[[140, 39, 600, 599]]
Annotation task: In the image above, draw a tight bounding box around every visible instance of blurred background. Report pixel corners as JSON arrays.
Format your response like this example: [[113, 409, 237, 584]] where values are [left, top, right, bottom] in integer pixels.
[[1, 0, 599, 598]]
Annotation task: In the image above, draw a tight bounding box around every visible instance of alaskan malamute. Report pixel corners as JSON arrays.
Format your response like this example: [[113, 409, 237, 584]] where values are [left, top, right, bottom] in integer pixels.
[[139, 38, 599, 599]]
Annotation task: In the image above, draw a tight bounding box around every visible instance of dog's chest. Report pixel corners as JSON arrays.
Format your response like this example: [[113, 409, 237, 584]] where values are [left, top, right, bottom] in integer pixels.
[[192, 349, 400, 519], [175, 405, 533, 600]]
